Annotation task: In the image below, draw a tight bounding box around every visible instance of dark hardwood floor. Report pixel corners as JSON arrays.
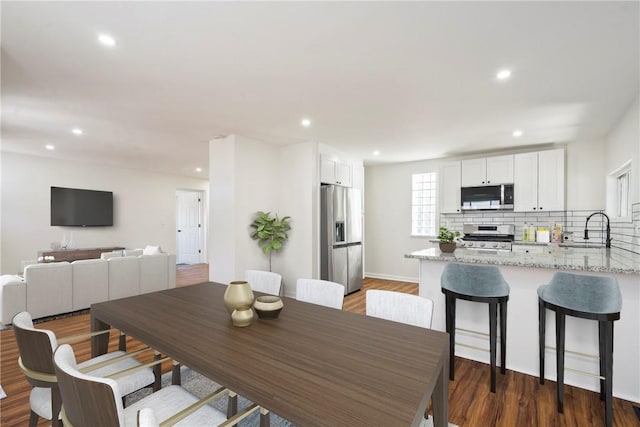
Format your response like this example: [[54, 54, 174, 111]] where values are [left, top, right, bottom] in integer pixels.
[[1, 264, 638, 426]]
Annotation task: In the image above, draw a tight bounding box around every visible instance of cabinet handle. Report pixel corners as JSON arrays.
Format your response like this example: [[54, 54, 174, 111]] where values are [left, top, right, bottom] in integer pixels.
[[482, 181, 485, 184], [539, 207, 543, 210], [487, 181, 490, 183], [533, 207, 536, 210]]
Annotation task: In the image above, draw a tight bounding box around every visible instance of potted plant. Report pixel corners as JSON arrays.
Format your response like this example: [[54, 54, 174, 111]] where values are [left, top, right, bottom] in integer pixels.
[[438, 227, 460, 253], [250, 211, 291, 271]]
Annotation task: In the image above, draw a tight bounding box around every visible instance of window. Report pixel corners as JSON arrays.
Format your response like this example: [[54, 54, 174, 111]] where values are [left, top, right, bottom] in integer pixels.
[[616, 169, 631, 218], [411, 173, 437, 236], [607, 160, 632, 219]]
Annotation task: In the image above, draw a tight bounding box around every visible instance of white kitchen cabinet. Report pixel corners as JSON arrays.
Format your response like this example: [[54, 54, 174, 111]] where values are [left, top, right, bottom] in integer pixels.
[[514, 149, 565, 212], [439, 161, 461, 213], [320, 155, 352, 187], [461, 155, 513, 186]]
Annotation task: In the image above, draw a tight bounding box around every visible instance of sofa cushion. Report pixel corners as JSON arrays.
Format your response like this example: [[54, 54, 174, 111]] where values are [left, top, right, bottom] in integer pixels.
[[140, 255, 168, 294], [0, 275, 26, 326], [108, 257, 140, 300], [72, 259, 109, 311], [24, 262, 73, 320]]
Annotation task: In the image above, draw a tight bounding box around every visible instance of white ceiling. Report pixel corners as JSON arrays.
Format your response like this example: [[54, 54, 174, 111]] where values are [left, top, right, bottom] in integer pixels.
[[2, 1, 638, 178]]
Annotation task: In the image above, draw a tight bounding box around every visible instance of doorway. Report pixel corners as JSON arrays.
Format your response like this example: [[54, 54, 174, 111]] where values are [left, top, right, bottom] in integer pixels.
[[176, 190, 205, 264]]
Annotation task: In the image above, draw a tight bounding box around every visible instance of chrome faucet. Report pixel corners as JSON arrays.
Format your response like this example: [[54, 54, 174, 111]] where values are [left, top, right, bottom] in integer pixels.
[[584, 212, 611, 248]]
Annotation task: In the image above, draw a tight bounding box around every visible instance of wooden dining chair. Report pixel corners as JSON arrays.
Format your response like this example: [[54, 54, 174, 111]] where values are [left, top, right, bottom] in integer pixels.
[[12, 311, 156, 426], [366, 290, 434, 329], [53, 344, 263, 427], [296, 278, 345, 309], [245, 270, 282, 296]]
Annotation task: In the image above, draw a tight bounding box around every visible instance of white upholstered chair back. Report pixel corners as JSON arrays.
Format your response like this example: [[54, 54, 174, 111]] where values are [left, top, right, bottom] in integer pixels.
[[245, 270, 282, 296], [366, 290, 434, 329], [296, 279, 344, 309]]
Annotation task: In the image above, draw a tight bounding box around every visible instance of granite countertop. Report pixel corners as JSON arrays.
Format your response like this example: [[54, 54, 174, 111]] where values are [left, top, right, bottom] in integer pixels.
[[405, 245, 640, 275]]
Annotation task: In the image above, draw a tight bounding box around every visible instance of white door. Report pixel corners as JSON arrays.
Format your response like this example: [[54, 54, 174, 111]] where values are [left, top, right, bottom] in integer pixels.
[[176, 190, 203, 264]]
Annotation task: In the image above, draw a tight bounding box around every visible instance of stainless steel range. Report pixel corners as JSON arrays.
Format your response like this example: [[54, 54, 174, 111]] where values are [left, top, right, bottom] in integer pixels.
[[457, 224, 515, 251]]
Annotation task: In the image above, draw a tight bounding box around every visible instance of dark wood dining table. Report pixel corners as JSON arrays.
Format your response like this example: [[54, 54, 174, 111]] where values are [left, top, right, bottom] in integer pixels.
[[91, 282, 449, 426]]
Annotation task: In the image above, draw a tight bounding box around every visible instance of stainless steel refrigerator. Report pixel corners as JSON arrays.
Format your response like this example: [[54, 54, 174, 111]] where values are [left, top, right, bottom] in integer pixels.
[[321, 185, 362, 295]]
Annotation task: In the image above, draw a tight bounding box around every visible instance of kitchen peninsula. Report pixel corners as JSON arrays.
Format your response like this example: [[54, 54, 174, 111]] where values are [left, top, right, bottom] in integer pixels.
[[405, 246, 640, 403]]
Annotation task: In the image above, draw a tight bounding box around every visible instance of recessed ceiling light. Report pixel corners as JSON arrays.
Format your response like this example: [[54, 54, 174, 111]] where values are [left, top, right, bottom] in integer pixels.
[[98, 34, 116, 47], [512, 129, 523, 137], [45, 145, 55, 150], [301, 118, 311, 127], [195, 167, 202, 173], [496, 69, 512, 80], [373, 150, 381, 156], [72, 128, 83, 135]]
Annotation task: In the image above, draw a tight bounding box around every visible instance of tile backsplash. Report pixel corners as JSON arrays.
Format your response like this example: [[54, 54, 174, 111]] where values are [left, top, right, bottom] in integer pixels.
[[440, 202, 640, 255]]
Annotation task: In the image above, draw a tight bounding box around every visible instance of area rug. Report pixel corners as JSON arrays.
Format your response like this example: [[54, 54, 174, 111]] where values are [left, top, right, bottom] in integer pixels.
[[127, 366, 457, 426]]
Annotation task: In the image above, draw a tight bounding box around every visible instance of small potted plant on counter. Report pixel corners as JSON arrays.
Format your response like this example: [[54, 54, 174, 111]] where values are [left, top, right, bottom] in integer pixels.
[[438, 227, 460, 253]]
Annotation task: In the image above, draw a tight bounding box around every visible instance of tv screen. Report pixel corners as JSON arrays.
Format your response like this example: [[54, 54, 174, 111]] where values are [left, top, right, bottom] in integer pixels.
[[51, 186, 113, 227]]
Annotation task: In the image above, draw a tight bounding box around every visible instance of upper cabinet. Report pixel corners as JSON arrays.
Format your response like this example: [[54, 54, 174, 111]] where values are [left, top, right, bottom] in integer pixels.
[[439, 161, 461, 213], [514, 149, 565, 212], [461, 155, 514, 186], [320, 154, 352, 187]]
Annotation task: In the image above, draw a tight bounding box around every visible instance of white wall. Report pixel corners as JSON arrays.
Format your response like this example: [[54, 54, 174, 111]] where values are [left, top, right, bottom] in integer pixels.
[[605, 94, 639, 204], [364, 142, 607, 281], [208, 136, 318, 296], [274, 142, 317, 297], [1, 152, 209, 274]]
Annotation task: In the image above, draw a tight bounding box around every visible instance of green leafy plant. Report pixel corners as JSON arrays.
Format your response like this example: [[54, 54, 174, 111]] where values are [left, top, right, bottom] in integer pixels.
[[250, 211, 291, 271], [438, 227, 460, 243]]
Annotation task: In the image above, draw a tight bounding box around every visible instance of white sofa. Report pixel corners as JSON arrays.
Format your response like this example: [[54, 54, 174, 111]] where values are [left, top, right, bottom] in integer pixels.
[[0, 253, 176, 326]]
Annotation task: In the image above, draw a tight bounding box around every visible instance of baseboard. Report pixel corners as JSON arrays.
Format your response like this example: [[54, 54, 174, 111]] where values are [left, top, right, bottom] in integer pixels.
[[364, 272, 419, 283]]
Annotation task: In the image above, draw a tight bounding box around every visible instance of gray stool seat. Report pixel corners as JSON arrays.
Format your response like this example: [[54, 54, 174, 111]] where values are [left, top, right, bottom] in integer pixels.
[[441, 263, 510, 298], [441, 263, 510, 393], [538, 271, 621, 427], [537, 272, 621, 316]]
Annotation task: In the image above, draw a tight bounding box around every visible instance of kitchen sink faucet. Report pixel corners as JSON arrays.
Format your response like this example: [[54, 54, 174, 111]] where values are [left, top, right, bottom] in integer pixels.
[[584, 212, 612, 248]]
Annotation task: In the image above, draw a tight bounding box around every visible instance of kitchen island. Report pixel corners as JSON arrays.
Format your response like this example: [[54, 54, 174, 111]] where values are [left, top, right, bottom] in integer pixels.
[[405, 246, 640, 403]]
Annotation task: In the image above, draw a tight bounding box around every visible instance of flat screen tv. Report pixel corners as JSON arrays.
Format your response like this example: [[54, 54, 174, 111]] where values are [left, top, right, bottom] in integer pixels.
[[50, 186, 113, 227]]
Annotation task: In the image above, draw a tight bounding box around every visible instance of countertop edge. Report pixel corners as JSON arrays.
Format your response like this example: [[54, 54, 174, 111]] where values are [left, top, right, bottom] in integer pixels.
[[404, 251, 640, 275]]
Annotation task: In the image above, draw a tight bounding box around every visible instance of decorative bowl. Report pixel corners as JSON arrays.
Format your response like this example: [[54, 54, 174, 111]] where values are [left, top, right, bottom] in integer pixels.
[[253, 295, 284, 319]]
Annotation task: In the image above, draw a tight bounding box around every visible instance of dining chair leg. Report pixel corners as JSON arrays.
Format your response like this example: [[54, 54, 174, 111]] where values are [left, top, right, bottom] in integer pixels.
[[445, 293, 456, 381], [489, 301, 497, 393], [538, 299, 546, 385], [500, 301, 507, 375], [52, 386, 63, 427], [153, 352, 162, 391], [260, 408, 270, 427], [555, 312, 566, 413], [119, 331, 127, 351], [227, 391, 238, 418], [172, 361, 182, 385], [29, 410, 38, 427]]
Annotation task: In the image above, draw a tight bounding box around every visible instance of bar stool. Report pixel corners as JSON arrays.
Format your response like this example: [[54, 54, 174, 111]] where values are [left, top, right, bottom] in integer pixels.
[[440, 263, 510, 393], [538, 271, 621, 427]]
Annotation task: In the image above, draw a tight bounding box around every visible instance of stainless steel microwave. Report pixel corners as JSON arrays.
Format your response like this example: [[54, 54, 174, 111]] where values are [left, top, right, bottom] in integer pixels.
[[461, 184, 514, 211]]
